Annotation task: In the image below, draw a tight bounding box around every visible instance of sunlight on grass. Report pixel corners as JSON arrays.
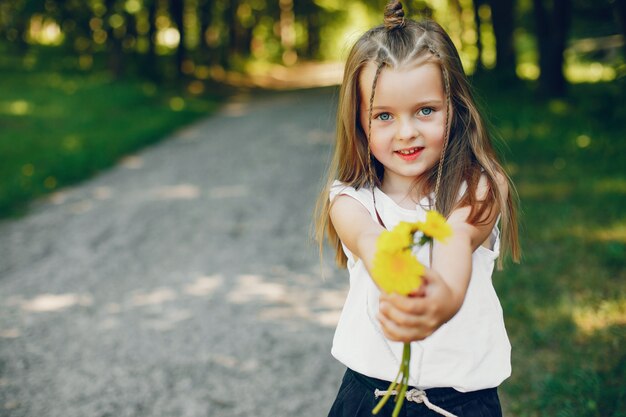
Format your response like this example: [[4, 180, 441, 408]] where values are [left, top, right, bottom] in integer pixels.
[[516, 177, 626, 201], [572, 299, 626, 335], [548, 99, 570, 115], [517, 181, 573, 199], [567, 221, 626, 243], [592, 178, 626, 194], [169, 96, 185, 111], [0, 100, 32, 115], [482, 79, 626, 416], [576, 134, 591, 148], [591, 223, 626, 242]]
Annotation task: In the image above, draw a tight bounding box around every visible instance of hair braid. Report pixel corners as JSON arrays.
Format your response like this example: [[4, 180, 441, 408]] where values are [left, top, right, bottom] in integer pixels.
[[367, 61, 386, 193], [433, 66, 451, 209]]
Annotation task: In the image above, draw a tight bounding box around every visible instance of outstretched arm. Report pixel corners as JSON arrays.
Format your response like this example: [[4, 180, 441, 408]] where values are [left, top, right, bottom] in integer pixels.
[[378, 176, 506, 343], [329, 193, 385, 270]]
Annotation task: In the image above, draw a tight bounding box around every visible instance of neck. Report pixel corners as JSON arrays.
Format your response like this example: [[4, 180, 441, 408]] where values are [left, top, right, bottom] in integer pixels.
[[381, 175, 423, 207]]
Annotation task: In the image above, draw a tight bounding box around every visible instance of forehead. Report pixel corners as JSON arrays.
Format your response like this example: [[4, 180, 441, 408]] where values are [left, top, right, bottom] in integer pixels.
[[359, 60, 444, 106]]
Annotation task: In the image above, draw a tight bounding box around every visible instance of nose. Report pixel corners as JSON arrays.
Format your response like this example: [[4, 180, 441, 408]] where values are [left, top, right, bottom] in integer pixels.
[[396, 117, 417, 141]]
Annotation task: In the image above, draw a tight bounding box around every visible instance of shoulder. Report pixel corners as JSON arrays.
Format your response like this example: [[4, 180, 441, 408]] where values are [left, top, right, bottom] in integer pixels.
[[329, 181, 377, 232], [475, 170, 509, 201], [449, 170, 506, 250], [329, 181, 375, 211]]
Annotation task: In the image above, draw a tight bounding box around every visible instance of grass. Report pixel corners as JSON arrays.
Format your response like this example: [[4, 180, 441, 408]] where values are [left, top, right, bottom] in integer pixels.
[[473, 76, 626, 417], [0, 50, 225, 217]]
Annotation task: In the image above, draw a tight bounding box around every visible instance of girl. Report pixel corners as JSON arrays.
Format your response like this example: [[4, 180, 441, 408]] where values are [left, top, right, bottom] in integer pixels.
[[315, 1, 520, 416]]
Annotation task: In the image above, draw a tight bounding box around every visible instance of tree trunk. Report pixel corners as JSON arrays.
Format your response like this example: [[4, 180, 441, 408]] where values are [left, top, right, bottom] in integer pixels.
[[613, 0, 626, 58], [485, 0, 516, 79], [224, 0, 238, 67], [198, 0, 214, 65], [532, 0, 572, 97], [306, 12, 320, 59], [170, 0, 186, 78], [105, 0, 124, 78], [294, 0, 320, 60], [472, 0, 484, 74], [145, 0, 158, 78], [12, 4, 30, 54]]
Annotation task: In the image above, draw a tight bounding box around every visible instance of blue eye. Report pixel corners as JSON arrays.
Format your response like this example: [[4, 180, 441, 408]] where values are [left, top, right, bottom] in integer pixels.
[[377, 112, 391, 121], [420, 108, 433, 116]]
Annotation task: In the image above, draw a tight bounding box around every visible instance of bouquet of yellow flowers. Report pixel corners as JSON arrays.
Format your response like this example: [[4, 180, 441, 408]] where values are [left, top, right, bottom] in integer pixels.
[[371, 211, 452, 417]]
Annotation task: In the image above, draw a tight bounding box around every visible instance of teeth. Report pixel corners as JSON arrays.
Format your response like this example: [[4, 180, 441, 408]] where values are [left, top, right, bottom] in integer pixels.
[[398, 148, 420, 155]]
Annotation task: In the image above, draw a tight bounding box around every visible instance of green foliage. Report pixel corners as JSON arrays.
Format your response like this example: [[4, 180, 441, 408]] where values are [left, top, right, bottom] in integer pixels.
[[0, 51, 223, 217], [475, 75, 626, 417]]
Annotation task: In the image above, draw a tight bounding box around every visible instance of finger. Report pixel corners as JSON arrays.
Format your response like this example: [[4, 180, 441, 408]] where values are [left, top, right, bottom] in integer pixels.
[[385, 292, 427, 315], [379, 299, 421, 328], [378, 312, 425, 343], [408, 284, 426, 297], [420, 268, 441, 288]]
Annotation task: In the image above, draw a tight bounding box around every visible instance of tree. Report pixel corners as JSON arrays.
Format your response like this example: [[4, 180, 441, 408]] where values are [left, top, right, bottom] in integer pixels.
[[3, 0, 43, 53], [472, 0, 485, 74], [485, 0, 517, 79], [532, 0, 572, 97], [170, 0, 185, 77], [104, 0, 125, 78], [197, 0, 215, 65], [145, 0, 159, 78], [612, 0, 626, 57]]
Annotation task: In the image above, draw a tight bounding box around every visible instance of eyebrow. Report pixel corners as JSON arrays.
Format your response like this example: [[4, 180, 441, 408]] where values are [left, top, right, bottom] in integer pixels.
[[370, 100, 444, 110]]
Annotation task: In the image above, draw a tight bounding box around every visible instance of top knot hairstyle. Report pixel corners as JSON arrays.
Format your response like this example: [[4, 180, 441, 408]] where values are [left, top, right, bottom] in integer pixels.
[[315, 0, 520, 269], [383, 0, 406, 30]]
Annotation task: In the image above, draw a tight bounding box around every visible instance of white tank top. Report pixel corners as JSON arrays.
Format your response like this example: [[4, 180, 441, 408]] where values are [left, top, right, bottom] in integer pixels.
[[329, 180, 511, 392]]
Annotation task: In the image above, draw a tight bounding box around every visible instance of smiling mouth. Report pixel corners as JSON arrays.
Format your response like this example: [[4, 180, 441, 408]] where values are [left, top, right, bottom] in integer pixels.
[[395, 147, 424, 156]]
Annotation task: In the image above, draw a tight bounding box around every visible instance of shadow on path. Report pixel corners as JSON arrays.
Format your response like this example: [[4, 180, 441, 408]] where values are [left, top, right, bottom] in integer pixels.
[[0, 87, 347, 417]]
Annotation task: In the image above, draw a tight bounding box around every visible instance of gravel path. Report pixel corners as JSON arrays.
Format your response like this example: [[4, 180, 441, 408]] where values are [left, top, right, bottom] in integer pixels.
[[0, 87, 347, 417]]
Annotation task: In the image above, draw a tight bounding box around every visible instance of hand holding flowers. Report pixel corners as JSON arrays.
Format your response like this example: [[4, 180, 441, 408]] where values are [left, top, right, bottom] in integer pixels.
[[370, 211, 452, 417]]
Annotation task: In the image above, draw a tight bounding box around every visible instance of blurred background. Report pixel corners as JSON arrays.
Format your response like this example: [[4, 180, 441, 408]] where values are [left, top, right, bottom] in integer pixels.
[[0, 0, 625, 416], [0, 0, 624, 215]]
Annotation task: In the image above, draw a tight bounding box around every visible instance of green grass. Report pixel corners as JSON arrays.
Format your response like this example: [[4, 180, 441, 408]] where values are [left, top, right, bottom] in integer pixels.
[[0, 56, 224, 217], [474, 77, 626, 417]]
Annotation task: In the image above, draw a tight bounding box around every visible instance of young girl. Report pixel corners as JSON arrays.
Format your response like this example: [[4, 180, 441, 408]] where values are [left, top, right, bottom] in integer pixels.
[[315, 1, 520, 416]]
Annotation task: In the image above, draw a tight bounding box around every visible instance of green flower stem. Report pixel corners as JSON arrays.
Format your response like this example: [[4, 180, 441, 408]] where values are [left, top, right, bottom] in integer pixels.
[[373, 343, 412, 416], [372, 363, 403, 414], [391, 343, 411, 417]]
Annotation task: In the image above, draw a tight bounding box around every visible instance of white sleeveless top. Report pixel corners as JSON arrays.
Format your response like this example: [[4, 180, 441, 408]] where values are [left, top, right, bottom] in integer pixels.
[[329, 180, 511, 392]]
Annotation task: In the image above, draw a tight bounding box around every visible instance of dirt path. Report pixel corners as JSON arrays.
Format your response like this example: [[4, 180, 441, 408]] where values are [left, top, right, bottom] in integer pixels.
[[0, 87, 347, 417]]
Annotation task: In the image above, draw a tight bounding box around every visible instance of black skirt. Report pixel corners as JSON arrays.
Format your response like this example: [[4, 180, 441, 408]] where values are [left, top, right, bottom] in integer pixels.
[[328, 368, 503, 417]]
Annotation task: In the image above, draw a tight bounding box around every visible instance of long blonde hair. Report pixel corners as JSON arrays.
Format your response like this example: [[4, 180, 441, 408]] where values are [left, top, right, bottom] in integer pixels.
[[314, 0, 520, 268]]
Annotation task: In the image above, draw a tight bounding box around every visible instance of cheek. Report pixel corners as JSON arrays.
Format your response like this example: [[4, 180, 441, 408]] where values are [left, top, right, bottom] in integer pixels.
[[425, 120, 446, 144], [369, 137, 389, 161]]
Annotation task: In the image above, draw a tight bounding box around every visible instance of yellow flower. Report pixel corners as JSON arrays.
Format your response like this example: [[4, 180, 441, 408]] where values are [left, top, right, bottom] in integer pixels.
[[371, 250, 424, 295], [376, 221, 416, 253], [417, 210, 452, 243]]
